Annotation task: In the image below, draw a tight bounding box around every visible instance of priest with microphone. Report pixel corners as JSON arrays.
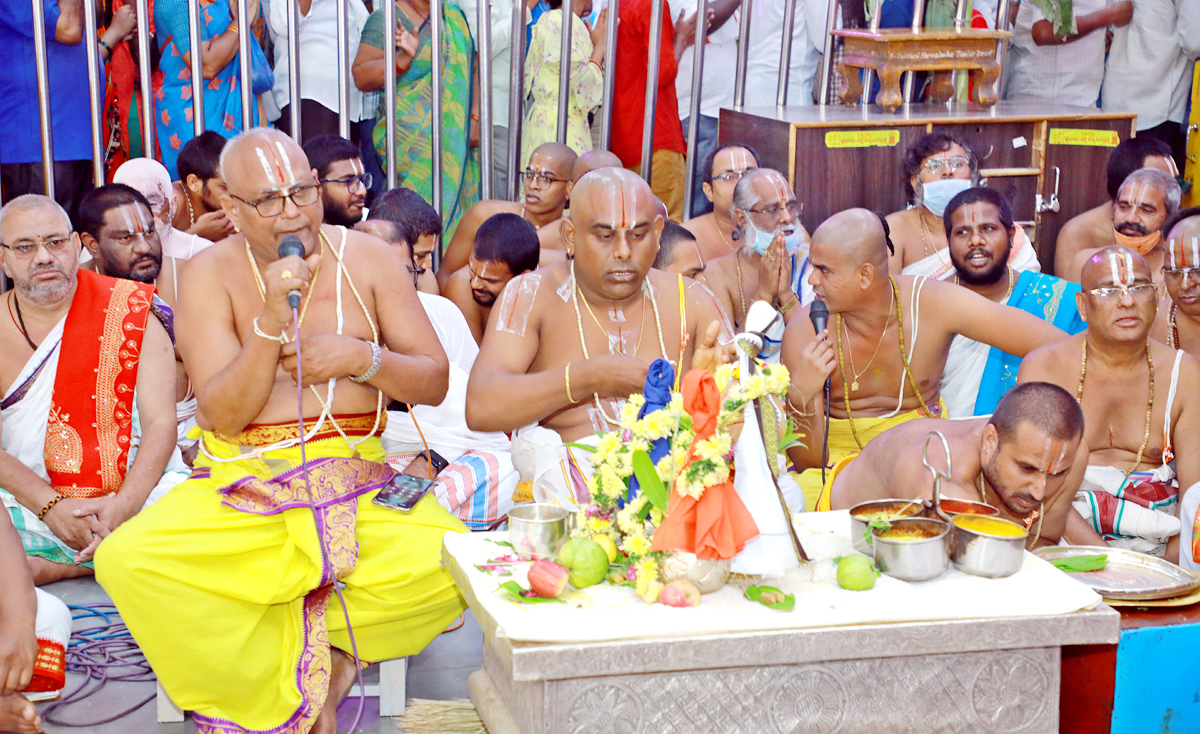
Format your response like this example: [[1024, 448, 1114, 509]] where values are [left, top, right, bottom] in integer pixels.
[[95, 129, 466, 734], [780, 209, 1068, 512]]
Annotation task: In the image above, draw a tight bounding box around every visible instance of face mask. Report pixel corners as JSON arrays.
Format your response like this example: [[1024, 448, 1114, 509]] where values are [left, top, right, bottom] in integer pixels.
[[919, 178, 972, 218], [750, 226, 801, 256], [1114, 229, 1162, 256]]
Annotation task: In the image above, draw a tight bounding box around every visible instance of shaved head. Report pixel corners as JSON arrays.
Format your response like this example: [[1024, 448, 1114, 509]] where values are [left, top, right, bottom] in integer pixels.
[[220, 128, 312, 198], [571, 150, 623, 182], [1166, 209, 1200, 268], [564, 167, 662, 301], [1079, 246, 1152, 289], [531, 142, 578, 173], [812, 208, 890, 269]]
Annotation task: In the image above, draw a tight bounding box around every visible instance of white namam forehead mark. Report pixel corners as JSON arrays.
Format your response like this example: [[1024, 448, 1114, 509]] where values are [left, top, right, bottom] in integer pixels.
[[964, 201, 989, 225], [718, 147, 756, 174], [1037, 438, 1070, 474], [116, 203, 150, 234], [1170, 233, 1200, 268], [274, 140, 297, 185], [1123, 181, 1155, 208], [1108, 250, 1135, 287]]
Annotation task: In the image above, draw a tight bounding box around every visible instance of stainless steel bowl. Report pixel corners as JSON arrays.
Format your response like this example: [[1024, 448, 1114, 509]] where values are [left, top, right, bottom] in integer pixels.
[[872, 518, 950, 582], [949, 515, 1028, 578], [849, 499, 927, 556], [509, 504, 569, 560], [932, 498, 1000, 519]]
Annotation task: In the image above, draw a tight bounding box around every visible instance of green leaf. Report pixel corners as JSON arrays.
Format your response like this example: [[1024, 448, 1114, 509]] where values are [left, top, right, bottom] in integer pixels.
[[1050, 554, 1108, 573], [743, 584, 796, 611], [486, 539, 516, 550], [632, 450, 669, 513], [497, 580, 566, 604], [562, 442, 597, 453], [778, 416, 806, 453], [636, 500, 653, 521]]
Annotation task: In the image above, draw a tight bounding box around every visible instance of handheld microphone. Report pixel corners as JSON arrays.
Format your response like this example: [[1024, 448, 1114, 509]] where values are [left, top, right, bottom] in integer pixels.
[[808, 299, 832, 489], [278, 235, 305, 310], [808, 298, 828, 335]]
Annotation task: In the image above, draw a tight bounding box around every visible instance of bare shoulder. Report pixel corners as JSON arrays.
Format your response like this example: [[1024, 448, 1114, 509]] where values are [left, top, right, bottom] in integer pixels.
[[1019, 333, 1081, 382], [681, 213, 712, 237], [467, 198, 522, 221], [179, 235, 246, 293], [538, 219, 566, 250]]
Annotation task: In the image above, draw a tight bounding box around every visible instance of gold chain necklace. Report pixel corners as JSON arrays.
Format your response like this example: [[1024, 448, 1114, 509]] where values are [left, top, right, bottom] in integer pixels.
[[839, 284, 893, 392], [1077, 337, 1154, 479], [733, 249, 748, 322], [184, 191, 196, 228], [918, 210, 951, 267], [837, 276, 934, 449], [976, 475, 1044, 548], [717, 223, 739, 255], [954, 266, 1014, 301], [244, 238, 324, 332], [570, 265, 667, 428], [578, 282, 647, 356]]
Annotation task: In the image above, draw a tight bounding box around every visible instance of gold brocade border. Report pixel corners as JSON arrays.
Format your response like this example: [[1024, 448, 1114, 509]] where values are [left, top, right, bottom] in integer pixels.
[[222, 413, 385, 447], [96, 280, 143, 493]]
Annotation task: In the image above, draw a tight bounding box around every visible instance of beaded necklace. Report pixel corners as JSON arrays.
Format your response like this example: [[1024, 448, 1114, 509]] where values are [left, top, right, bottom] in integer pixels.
[[1076, 337, 1153, 479], [8, 292, 38, 350], [1169, 303, 1180, 349], [836, 276, 933, 449]]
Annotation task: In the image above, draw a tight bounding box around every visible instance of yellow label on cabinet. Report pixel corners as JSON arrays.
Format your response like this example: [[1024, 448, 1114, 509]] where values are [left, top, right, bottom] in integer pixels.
[[1048, 128, 1120, 147], [825, 130, 901, 148]]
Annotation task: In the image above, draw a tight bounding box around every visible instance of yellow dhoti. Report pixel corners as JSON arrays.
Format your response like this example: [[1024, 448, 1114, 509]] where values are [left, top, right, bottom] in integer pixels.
[[95, 416, 467, 734], [797, 403, 941, 511]]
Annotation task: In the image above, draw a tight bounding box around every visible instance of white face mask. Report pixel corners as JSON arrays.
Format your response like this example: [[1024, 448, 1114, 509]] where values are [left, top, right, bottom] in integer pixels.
[[746, 221, 800, 256], [919, 178, 972, 218]]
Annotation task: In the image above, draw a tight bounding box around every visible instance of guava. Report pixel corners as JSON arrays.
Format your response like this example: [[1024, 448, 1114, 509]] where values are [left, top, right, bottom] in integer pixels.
[[557, 537, 610, 588], [836, 554, 878, 591]]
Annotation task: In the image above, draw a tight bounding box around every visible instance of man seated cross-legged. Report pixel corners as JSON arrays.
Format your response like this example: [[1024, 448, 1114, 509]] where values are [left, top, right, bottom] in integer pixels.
[[466, 168, 734, 508], [0, 195, 183, 586], [826, 382, 1087, 547], [782, 209, 1069, 512], [1020, 247, 1200, 560], [95, 129, 466, 734]]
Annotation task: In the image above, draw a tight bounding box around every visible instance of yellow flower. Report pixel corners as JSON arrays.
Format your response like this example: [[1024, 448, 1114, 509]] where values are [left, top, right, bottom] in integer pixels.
[[624, 533, 652, 556], [637, 577, 663, 603]]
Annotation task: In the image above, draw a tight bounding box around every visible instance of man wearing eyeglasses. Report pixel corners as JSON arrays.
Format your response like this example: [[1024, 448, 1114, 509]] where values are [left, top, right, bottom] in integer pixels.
[[702, 168, 811, 329], [887, 132, 1040, 282], [1152, 209, 1200, 356], [1062, 168, 1181, 285], [303, 134, 372, 228], [1019, 246, 1200, 561], [0, 194, 181, 587], [94, 128, 465, 734], [439, 142, 578, 288], [682, 143, 761, 262]]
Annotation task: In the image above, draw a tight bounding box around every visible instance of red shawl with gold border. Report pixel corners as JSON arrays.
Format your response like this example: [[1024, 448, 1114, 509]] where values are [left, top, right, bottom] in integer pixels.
[[44, 270, 155, 498]]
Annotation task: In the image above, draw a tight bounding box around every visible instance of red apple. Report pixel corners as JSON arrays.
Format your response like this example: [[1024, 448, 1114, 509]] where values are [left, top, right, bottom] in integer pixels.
[[527, 559, 569, 598], [658, 579, 701, 607]]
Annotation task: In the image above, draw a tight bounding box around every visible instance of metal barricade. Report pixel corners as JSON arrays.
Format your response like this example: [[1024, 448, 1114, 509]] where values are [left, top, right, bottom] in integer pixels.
[[507, 0, 528, 199], [777, 0, 799, 106], [682, 0, 707, 218], [478, 0, 494, 199], [285, 0, 301, 140], [431, 0, 443, 221], [235, 0, 253, 129], [189, 0, 207, 134], [136, 0, 155, 155], [83, 0, 105, 185], [640, 0, 666, 184], [336, 0, 351, 138], [383, 0, 398, 188], [733, 0, 751, 106], [556, 1, 573, 145], [31, 0, 56, 198], [598, 0, 619, 149]]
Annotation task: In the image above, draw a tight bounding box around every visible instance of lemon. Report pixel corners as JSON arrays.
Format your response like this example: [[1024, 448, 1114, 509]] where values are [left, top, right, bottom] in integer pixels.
[[593, 535, 619, 563], [836, 555, 878, 591]]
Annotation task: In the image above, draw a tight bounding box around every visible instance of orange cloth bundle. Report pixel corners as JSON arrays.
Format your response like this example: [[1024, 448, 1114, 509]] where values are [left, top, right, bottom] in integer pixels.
[[650, 370, 759, 560]]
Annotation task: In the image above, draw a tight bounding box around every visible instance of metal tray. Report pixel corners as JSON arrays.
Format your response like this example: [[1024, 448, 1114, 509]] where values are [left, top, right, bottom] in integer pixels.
[[1034, 546, 1200, 601]]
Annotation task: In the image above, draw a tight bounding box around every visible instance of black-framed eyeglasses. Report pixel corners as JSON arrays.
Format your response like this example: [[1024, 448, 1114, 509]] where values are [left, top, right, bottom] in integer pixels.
[[320, 173, 373, 195], [748, 199, 803, 218], [1162, 266, 1200, 284], [229, 184, 321, 217], [711, 169, 754, 183], [0, 235, 74, 259], [922, 156, 970, 173], [521, 169, 569, 187]]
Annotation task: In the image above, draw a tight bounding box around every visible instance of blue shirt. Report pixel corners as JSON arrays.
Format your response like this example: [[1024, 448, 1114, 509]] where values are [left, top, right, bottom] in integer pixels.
[[525, 0, 549, 51], [0, 0, 101, 164]]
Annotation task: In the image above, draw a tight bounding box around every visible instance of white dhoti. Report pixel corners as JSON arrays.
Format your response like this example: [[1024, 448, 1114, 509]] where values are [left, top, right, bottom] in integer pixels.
[[1, 320, 188, 567], [510, 425, 596, 511], [1074, 465, 1181, 556]]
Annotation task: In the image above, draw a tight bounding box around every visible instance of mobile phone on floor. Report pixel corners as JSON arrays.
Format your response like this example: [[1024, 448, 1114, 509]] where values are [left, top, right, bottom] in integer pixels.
[[373, 473, 434, 513]]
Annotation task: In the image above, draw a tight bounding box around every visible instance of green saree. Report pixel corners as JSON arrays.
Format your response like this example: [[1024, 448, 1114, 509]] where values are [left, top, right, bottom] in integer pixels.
[[362, 3, 480, 239]]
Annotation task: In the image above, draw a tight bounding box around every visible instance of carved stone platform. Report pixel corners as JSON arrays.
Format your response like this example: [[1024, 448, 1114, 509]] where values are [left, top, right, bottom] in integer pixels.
[[447, 555, 1119, 733], [833, 29, 1013, 113]]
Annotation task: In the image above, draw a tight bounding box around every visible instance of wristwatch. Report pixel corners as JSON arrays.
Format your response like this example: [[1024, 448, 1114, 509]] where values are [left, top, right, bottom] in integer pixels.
[[416, 449, 449, 475]]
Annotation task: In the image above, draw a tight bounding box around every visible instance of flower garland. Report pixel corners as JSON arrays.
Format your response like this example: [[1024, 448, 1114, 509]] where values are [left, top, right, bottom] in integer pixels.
[[574, 362, 791, 602]]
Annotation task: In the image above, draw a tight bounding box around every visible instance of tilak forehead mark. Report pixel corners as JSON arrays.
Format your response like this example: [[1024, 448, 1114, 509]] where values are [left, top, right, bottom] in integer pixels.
[[1108, 250, 1135, 286]]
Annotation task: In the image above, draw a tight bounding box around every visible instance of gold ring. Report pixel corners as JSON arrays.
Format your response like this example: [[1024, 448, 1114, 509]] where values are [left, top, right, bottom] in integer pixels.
[[281, 270, 293, 279]]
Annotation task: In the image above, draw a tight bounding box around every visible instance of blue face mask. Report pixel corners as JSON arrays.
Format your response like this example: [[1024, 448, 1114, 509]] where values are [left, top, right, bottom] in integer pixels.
[[751, 228, 801, 256], [920, 178, 972, 218]]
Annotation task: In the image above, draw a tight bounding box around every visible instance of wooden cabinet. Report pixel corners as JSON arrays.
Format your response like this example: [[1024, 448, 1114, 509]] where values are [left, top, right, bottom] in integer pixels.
[[719, 102, 1136, 275]]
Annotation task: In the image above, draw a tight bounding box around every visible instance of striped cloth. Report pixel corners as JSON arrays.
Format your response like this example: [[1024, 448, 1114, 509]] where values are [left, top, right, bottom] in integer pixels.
[[388, 450, 516, 530]]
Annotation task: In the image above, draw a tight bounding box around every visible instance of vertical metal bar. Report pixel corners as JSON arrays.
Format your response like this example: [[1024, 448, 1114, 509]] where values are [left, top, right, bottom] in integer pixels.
[[953, 0, 968, 31], [286, 0, 302, 140], [236, 0, 253, 130], [189, 0, 206, 134], [732, 0, 752, 106], [556, 2, 573, 144], [506, 0, 527, 198], [136, 0, 155, 154], [777, 0, 798, 106], [431, 0, 444, 219], [993, 0, 1012, 96], [817, 0, 837, 104], [478, 0, 494, 200], [902, 0, 926, 102], [682, 0, 706, 219], [859, 0, 883, 105], [83, 0, 105, 185], [336, 0, 351, 138], [383, 0, 397, 188], [598, 0, 619, 149], [31, 0, 55, 199], [640, 0, 665, 183]]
